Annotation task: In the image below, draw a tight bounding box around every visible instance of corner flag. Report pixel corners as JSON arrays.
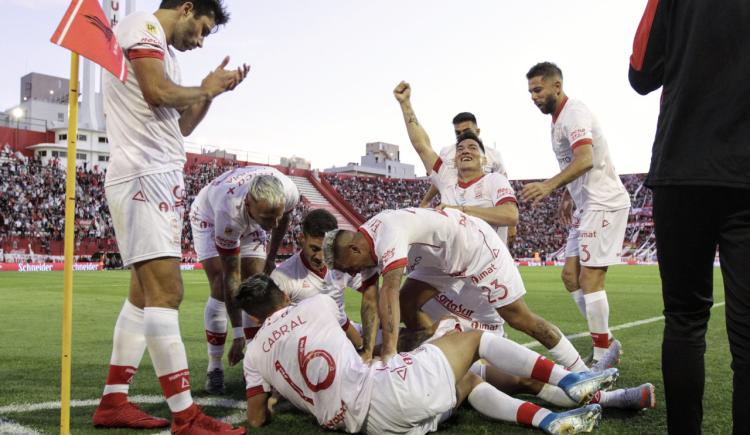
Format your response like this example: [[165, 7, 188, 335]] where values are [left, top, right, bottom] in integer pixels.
[[51, 0, 127, 82]]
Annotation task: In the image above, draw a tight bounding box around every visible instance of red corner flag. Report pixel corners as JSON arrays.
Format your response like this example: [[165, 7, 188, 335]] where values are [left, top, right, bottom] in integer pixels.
[[51, 0, 127, 82]]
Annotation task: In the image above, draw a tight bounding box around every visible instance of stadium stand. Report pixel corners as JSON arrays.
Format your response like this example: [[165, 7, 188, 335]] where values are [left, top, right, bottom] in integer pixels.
[[0, 146, 654, 264]]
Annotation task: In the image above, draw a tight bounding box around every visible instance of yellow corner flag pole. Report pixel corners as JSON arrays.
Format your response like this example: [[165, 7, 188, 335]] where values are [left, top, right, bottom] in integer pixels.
[[60, 50, 79, 435]]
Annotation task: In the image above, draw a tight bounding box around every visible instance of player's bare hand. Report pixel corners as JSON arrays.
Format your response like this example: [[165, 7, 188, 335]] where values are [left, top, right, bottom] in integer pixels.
[[558, 192, 574, 226], [393, 81, 411, 104], [227, 63, 251, 91], [520, 181, 554, 206], [228, 337, 245, 366], [202, 56, 242, 98], [360, 350, 374, 365]]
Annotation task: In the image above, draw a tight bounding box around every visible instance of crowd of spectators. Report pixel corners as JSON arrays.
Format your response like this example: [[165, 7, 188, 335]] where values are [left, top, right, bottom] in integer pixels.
[[1, 143, 653, 262], [323, 172, 653, 259]]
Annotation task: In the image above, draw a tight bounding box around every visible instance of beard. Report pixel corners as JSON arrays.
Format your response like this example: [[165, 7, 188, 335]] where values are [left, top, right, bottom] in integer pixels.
[[541, 95, 557, 114]]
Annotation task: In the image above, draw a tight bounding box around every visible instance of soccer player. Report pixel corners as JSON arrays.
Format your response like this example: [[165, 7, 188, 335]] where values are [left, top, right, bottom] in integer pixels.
[[395, 82, 516, 245], [270, 208, 374, 350], [93, 1, 248, 433], [421, 299, 655, 411], [189, 165, 299, 394], [239, 274, 617, 434], [323, 207, 591, 373], [417, 112, 514, 244], [522, 62, 631, 366]]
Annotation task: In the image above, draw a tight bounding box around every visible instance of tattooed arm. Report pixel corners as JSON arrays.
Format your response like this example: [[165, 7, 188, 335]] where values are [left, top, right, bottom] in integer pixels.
[[359, 282, 379, 363], [393, 81, 439, 172], [378, 267, 405, 363]]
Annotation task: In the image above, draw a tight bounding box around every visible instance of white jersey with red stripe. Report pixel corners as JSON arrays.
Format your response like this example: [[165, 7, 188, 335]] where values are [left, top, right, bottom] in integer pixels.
[[189, 166, 299, 255], [103, 11, 184, 187], [430, 158, 517, 243], [357, 207, 502, 284], [244, 294, 374, 433], [270, 252, 362, 326], [551, 98, 630, 211]]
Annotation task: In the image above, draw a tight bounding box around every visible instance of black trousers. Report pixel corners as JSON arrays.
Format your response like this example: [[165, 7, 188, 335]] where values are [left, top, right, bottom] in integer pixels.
[[653, 186, 750, 435]]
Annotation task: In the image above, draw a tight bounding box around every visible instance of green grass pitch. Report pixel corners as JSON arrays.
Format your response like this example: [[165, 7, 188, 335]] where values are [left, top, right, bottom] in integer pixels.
[[0, 266, 733, 434]]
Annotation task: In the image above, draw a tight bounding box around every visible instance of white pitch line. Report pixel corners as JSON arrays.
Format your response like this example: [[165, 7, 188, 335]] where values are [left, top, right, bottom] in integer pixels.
[[0, 395, 245, 415], [0, 417, 42, 434], [522, 301, 726, 349]]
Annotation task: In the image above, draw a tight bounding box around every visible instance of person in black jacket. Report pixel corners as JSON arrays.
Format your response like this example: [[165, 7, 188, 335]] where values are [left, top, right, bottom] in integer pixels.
[[629, 1, 750, 434]]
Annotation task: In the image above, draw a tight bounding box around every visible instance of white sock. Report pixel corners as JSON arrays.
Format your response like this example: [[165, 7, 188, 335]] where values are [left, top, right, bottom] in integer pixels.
[[102, 300, 146, 397], [548, 335, 588, 372], [478, 332, 569, 385], [144, 307, 193, 413], [536, 383, 577, 407], [584, 291, 610, 359], [468, 382, 551, 427], [204, 297, 227, 372], [571, 289, 587, 319], [469, 361, 487, 380]]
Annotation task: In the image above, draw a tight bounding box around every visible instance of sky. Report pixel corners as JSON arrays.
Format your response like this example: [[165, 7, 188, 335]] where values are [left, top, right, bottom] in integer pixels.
[[1, 0, 661, 179]]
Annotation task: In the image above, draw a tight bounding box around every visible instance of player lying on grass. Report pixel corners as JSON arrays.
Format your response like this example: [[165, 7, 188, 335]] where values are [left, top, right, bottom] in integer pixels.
[[238, 274, 618, 434], [400, 312, 655, 413]]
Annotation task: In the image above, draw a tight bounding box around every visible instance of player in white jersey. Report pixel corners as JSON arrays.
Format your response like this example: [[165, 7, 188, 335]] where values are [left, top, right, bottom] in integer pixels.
[[189, 165, 299, 394], [419, 301, 655, 412], [239, 274, 619, 434], [395, 82, 518, 245], [95, 2, 248, 433], [417, 112, 515, 244], [323, 208, 590, 374], [270, 209, 372, 350], [522, 62, 631, 366]]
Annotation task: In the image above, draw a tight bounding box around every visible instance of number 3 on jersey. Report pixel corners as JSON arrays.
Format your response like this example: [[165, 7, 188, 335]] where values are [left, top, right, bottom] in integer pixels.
[[274, 336, 336, 405]]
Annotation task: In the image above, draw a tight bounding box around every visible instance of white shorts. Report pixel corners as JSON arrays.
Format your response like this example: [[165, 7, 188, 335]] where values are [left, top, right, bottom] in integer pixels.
[[190, 215, 267, 262], [365, 344, 456, 435], [422, 292, 506, 336], [565, 208, 629, 267], [105, 171, 185, 267]]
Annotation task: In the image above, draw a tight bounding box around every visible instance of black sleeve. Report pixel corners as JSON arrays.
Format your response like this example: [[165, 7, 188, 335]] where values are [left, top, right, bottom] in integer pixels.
[[628, 0, 668, 95]]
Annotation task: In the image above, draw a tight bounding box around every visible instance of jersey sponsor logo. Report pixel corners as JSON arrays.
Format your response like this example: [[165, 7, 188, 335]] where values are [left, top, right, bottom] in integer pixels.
[[470, 321, 500, 331], [435, 294, 474, 319], [381, 248, 395, 264], [261, 314, 307, 352], [470, 263, 498, 285], [579, 230, 597, 238], [367, 218, 382, 234], [323, 401, 348, 429], [557, 155, 572, 165], [496, 187, 514, 198], [570, 128, 587, 142]]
